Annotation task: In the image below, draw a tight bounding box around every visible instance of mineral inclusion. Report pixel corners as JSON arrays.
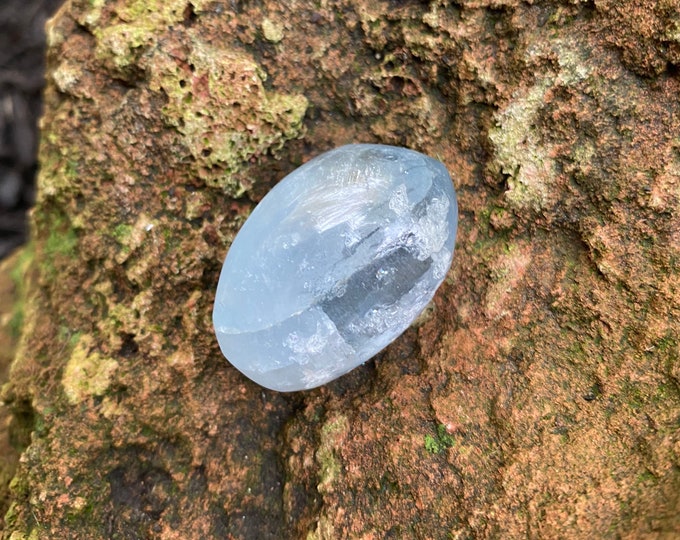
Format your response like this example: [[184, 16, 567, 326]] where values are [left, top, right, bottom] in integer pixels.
[[213, 144, 458, 391]]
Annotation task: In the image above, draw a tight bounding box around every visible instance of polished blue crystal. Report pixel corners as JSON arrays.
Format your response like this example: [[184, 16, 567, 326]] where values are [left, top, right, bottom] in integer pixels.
[[213, 144, 458, 391]]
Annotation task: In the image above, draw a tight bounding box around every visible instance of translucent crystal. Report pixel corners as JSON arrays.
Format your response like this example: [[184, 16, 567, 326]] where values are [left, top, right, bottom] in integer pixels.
[[213, 144, 458, 391]]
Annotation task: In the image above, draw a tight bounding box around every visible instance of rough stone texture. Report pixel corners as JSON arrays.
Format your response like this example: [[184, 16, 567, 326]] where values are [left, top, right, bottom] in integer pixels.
[[2, 0, 679, 538], [0, 251, 26, 531]]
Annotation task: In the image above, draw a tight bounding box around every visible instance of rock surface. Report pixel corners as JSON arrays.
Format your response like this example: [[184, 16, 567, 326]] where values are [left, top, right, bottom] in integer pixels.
[[2, 0, 679, 538]]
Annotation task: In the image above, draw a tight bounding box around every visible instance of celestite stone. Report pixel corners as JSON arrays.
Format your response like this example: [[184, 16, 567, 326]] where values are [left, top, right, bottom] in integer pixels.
[[213, 144, 458, 391]]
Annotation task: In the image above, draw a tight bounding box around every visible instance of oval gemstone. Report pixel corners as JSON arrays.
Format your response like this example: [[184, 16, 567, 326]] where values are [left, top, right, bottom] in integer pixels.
[[213, 144, 458, 391]]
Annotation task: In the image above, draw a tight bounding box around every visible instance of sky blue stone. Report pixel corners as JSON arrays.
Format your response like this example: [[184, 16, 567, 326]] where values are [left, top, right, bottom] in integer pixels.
[[213, 144, 458, 391]]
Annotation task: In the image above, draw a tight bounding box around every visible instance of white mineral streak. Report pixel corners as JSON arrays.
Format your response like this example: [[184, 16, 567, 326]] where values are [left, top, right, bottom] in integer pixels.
[[213, 144, 458, 391]]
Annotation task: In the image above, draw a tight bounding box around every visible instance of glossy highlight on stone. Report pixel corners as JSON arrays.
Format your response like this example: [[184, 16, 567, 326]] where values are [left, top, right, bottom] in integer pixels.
[[213, 144, 458, 391]]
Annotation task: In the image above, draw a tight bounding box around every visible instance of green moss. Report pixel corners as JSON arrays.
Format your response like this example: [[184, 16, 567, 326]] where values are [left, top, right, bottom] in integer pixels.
[[620, 380, 646, 411], [64, 498, 95, 524], [424, 424, 456, 454], [8, 245, 34, 339], [424, 434, 441, 454], [33, 413, 49, 438], [111, 223, 133, 243], [635, 470, 657, 486], [3, 502, 19, 530], [9, 245, 34, 286], [316, 415, 348, 492], [45, 227, 77, 259], [651, 381, 680, 411], [36, 143, 82, 198], [39, 214, 78, 280], [57, 326, 80, 346], [8, 475, 28, 499]]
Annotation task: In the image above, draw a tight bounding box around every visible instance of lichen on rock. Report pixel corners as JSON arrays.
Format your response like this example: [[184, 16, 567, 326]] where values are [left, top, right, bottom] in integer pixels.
[[61, 335, 118, 405], [149, 31, 308, 195]]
